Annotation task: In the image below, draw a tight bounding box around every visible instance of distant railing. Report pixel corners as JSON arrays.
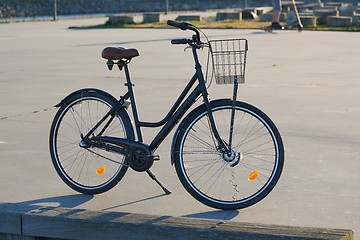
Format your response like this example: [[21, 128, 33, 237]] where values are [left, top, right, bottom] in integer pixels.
[[51, 0, 171, 21], [3, 0, 357, 20], [1, 0, 257, 19]]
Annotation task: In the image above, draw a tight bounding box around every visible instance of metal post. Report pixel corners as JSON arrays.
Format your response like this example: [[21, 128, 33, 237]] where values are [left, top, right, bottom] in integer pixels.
[[165, 0, 169, 15], [53, 0, 57, 21]]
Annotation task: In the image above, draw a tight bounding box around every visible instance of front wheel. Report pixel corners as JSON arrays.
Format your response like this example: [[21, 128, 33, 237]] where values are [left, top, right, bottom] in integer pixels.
[[172, 99, 284, 210]]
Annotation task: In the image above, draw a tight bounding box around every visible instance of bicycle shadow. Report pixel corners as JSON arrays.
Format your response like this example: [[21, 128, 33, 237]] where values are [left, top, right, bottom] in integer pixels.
[[102, 195, 239, 221], [183, 210, 239, 221], [11, 194, 94, 210], [102, 193, 169, 211], [6, 193, 239, 221]]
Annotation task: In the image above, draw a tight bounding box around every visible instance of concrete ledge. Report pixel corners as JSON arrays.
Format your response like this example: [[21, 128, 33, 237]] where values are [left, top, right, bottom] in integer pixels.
[[107, 15, 134, 24], [352, 13, 360, 25], [0, 212, 21, 235], [314, 8, 338, 24], [327, 16, 353, 27], [298, 3, 324, 11], [143, 12, 160, 23], [175, 15, 201, 21], [216, 12, 242, 21], [242, 8, 258, 19], [300, 16, 317, 26], [254, 6, 273, 15], [0, 202, 355, 240], [259, 12, 286, 22], [324, 2, 345, 8], [339, 6, 356, 17]]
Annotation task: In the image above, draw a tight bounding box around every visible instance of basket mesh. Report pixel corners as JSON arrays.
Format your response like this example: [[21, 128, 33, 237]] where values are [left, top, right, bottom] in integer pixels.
[[208, 39, 248, 84]]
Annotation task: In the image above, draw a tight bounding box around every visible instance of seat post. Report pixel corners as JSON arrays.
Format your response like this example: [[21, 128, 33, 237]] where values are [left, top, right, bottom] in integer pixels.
[[123, 64, 143, 142]]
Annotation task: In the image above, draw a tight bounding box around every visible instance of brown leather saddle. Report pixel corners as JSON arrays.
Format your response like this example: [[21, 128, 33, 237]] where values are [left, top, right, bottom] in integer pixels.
[[101, 47, 139, 61]]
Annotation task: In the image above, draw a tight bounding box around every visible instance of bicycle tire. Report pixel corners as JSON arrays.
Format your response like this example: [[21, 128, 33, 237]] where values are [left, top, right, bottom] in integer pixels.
[[172, 99, 284, 209], [49, 89, 134, 194]]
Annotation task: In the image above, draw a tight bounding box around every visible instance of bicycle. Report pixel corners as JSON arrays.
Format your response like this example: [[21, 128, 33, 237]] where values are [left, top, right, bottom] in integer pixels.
[[49, 20, 284, 210]]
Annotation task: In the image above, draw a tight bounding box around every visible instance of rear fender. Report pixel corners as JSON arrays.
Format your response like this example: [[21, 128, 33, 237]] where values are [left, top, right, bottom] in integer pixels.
[[54, 88, 135, 142], [54, 88, 117, 107]]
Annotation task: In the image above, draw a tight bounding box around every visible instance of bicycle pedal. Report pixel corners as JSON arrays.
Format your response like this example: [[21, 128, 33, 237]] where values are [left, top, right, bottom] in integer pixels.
[[148, 155, 160, 161], [139, 155, 160, 161]]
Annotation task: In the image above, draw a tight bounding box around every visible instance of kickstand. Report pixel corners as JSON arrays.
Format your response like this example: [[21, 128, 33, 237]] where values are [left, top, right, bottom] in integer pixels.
[[146, 170, 171, 195]]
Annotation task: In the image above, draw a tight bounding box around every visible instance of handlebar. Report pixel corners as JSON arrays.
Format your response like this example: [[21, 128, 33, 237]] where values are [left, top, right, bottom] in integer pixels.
[[171, 38, 191, 45], [167, 20, 190, 31], [167, 20, 201, 45]]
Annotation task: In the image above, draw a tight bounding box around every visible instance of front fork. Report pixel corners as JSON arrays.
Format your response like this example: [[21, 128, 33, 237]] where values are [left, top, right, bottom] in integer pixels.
[[199, 71, 239, 155], [195, 45, 241, 158]]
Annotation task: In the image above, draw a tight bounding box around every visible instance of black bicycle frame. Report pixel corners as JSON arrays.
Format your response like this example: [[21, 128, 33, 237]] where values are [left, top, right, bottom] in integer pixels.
[[85, 44, 228, 154]]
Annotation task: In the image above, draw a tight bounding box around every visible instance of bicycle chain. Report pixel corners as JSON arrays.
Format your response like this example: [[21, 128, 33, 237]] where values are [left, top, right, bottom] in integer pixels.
[[86, 148, 129, 167]]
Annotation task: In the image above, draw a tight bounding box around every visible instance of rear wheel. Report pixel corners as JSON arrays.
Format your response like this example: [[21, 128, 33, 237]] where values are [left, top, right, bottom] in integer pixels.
[[49, 90, 134, 194], [173, 99, 284, 209]]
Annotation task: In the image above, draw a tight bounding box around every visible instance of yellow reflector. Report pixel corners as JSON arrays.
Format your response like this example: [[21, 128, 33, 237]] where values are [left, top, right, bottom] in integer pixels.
[[248, 170, 259, 181], [96, 166, 106, 175]]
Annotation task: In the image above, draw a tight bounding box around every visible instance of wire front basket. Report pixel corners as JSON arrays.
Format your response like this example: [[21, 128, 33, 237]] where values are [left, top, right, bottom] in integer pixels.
[[207, 39, 248, 85]]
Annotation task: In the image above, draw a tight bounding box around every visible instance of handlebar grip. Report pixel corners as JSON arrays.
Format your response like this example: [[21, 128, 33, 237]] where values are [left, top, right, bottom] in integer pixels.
[[171, 38, 189, 45], [167, 20, 189, 31], [167, 20, 201, 44]]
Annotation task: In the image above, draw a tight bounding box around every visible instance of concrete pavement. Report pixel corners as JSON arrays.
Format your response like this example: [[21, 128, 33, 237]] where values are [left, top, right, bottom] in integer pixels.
[[0, 18, 359, 237]]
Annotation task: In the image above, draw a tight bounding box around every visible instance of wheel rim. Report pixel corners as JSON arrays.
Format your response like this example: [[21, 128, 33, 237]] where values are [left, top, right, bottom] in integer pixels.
[[179, 105, 281, 206], [51, 97, 128, 190]]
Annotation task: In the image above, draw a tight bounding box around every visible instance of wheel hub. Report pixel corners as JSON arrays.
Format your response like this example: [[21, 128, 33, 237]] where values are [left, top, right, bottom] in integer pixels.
[[79, 134, 91, 148], [79, 139, 90, 148], [222, 149, 241, 167]]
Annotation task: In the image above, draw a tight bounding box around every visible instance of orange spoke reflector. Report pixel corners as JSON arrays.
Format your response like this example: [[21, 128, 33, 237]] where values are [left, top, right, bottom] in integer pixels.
[[248, 170, 259, 181], [96, 166, 106, 175]]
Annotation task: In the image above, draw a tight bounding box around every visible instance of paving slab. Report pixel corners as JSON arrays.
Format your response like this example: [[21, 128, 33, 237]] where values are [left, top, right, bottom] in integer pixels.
[[0, 18, 359, 238]]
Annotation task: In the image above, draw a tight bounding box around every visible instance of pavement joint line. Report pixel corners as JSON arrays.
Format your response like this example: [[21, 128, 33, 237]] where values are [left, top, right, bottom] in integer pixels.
[[0, 107, 54, 120]]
